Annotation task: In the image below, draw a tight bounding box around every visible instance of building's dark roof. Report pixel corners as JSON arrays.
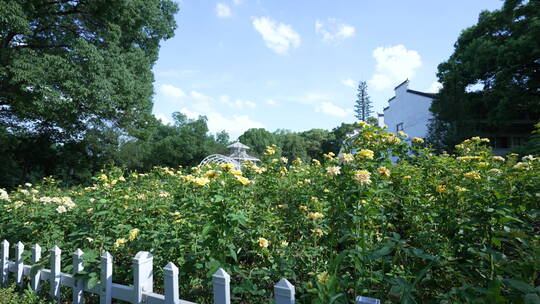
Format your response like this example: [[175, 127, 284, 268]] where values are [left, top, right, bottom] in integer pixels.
[[383, 106, 389, 111], [406, 89, 437, 99], [388, 96, 396, 102], [394, 79, 409, 90]]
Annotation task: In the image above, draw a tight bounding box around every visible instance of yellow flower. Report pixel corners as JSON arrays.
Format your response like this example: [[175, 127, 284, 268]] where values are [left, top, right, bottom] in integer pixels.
[[436, 185, 447, 193], [114, 238, 127, 248], [280, 241, 289, 247], [464, 171, 481, 180], [192, 177, 210, 186], [513, 162, 530, 170], [292, 158, 303, 165], [307, 212, 324, 220], [340, 153, 354, 163], [488, 168, 502, 175], [356, 149, 374, 160], [317, 272, 330, 284], [360, 199, 367, 204], [403, 175, 412, 180], [377, 166, 391, 178], [326, 166, 341, 177], [312, 159, 321, 166], [299, 205, 308, 211], [229, 169, 242, 176], [219, 163, 235, 170], [455, 186, 467, 192], [412, 137, 424, 143], [277, 204, 288, 209], [478, 162, 489, 167], [280, 157, 288, 164], [204, 170, 218, 179], [118, 176, 126, 182], [280, 167, 288, 176], [235, 176, 251, 185], [353, 170, 372, 185], [323, 152, 335, 159], [258, 237, 270, 248], [128, 228, 140, 241], [311, 228, 324, 237], [492, 156, 505, 162], [398, 131, 408, 138], [357, 121, 367, 127], [323, 188, 330, 193], [264, 146, 276, 155], [98, 174, 108, 181]]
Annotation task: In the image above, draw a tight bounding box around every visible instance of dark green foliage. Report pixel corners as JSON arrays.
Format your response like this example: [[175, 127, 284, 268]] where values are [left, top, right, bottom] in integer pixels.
[[354, 81, 373, 122], [0, 0, 178, 138], [0, 286, 44, 304], [428, 0, 540, 151]]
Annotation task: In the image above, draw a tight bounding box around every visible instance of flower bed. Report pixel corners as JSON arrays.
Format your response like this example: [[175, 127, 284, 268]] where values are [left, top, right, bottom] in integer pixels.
[[1, 123, 539, 303]]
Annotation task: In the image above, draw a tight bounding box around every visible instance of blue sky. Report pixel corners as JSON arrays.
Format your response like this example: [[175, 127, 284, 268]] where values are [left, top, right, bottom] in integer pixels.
[[152, 0, 503, 139]]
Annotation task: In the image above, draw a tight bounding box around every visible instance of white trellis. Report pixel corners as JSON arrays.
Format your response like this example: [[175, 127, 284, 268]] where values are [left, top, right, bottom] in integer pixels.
[[199, 154, 241, 170], [0, 240, 380, 304]]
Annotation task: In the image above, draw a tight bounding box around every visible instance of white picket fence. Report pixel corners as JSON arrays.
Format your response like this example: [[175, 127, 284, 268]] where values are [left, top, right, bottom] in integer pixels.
[[0, 240, 380, 304]]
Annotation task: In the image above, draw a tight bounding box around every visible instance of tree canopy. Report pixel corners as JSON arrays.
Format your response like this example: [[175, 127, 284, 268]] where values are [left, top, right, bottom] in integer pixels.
[[428, 0, 540, 150], [0, 0, 178, 139]]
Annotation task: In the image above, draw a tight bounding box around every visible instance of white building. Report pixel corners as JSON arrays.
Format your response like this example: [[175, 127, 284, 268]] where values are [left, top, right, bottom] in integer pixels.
[[382, 80, 436, 139]]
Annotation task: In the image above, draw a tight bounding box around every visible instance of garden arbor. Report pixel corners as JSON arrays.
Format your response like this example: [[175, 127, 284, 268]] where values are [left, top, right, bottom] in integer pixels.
[[199, 141, 259, 169]]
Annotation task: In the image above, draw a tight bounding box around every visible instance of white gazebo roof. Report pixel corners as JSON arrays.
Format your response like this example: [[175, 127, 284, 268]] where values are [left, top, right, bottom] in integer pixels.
[[227, 142, 250, 150]]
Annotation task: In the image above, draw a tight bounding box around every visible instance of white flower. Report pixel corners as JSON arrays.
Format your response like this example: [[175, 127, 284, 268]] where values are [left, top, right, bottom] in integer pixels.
[[56, 205, 67, 213]]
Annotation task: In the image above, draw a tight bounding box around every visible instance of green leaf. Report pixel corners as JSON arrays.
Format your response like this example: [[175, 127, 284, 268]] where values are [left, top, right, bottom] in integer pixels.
[[504, 279, 535, 294], [524, 293, 540, 304]]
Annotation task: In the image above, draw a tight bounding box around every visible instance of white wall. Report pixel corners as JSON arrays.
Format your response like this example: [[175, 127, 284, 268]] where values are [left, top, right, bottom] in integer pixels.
[[383, 82, 433, 139]]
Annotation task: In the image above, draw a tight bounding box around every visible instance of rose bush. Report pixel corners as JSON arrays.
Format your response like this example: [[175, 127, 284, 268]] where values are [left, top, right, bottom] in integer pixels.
[[0, 123, 539, 303]]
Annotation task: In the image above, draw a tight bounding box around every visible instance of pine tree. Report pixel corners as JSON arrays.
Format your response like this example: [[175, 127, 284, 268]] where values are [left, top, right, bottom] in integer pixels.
[[354, 81, 373, 121]]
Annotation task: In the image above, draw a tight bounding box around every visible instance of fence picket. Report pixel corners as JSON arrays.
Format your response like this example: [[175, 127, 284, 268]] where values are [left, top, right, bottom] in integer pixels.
[[31, 244, 41, 291], [274, 278, 295, 304], [15, 242, 24, 287], [100, 251, 113, 304], [0, 239, 381, 303], [133, 251, 153, 304], [50, 246, 61, 302], [1, 240, 8, 287], [73, 249, 84, 304], [212, 268, 230, 304], [355, 296, 381, 304], [164, 262, 180, 304]]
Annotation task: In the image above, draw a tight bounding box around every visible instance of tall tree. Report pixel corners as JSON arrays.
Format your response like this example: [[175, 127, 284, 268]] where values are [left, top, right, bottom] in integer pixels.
[[354, 81, 373, 122], [0, 0, 178, 187], [0, 0, 178, 139], [428, 0, 540, 150]]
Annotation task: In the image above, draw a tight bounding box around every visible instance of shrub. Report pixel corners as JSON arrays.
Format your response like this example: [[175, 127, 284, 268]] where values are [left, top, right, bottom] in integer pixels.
[[0, 123, 539, 303]]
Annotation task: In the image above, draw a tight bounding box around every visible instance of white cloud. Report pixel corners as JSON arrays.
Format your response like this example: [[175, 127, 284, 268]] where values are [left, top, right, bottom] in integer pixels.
[[159, 84, 186, 100], [216, 3, 232, 18], [154, 113, 173, 125], [180, 108, 263, 139], [315, 19, 356, 43], [342, 78, 356, 88], [316, 102, 350, 117], [368, 45, 422, 91], [427, 81, 442, 93], [233, 0, 242, 5], [219, 94, 256, 109], [266, 99, 277, 105], [252, 17, 300, 55]]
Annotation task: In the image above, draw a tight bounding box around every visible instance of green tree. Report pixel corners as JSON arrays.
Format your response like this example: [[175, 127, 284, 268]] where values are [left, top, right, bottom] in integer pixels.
[[354, 81, 373, 122], [0, 0, 178, 138], [428, 0, 540, 150], [0, 0, 178, 187], [239, 128, 279, 157]]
